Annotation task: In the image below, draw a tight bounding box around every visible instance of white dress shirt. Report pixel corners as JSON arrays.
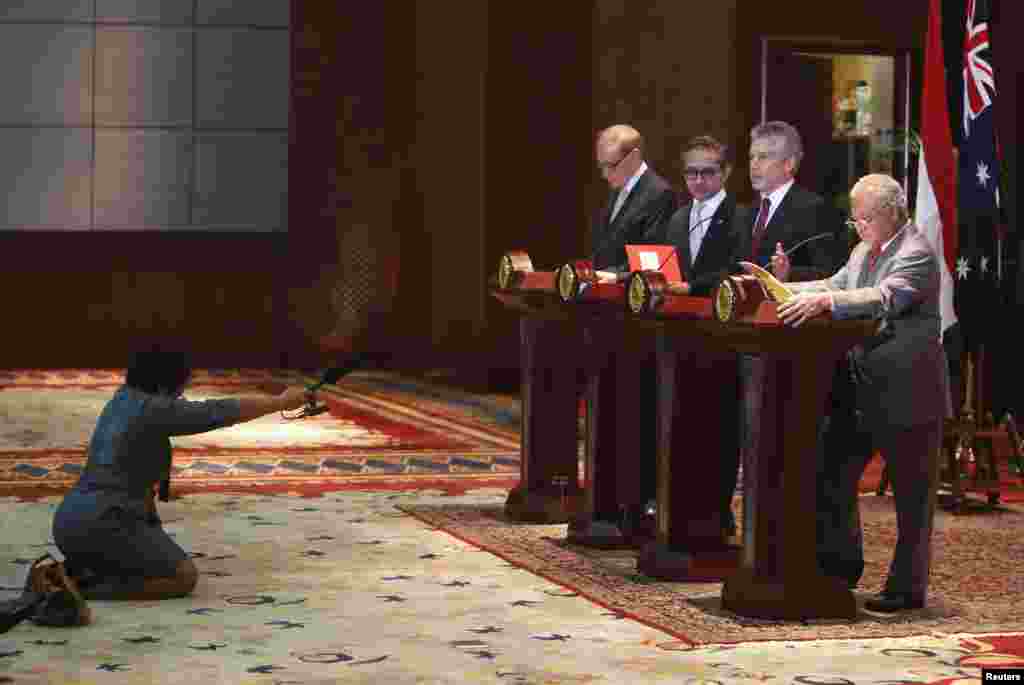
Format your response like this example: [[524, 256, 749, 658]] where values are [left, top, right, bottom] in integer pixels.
[[609, 161, 648, 224], [689, 189, 726, 265]]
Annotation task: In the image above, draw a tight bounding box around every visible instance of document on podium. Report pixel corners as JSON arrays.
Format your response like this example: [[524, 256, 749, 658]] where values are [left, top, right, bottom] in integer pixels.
[[626, 244, 683, 283]]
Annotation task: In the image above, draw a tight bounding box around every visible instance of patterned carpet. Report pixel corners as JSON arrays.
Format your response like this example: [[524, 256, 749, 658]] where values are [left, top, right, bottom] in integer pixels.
[[0, 369, 521, 498], [3, 489, 1024, 684], [400, 494, 1024, 645]]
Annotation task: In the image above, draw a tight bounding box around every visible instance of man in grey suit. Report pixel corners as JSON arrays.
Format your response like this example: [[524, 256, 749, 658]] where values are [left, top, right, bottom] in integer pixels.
[[770, 173, 949, 613]]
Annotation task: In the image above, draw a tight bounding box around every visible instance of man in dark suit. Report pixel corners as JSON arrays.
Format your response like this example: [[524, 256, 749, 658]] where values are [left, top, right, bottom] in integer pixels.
[[739, 120, 842, 280], [661, 135, 744, 537], [737, 121, 844, 546], [771, 173, 949, 613], [578, 125, 674, 543], [592, 125, 676, 281]]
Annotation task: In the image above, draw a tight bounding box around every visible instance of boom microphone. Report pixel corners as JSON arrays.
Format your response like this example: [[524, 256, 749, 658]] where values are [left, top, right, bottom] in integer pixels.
[[288, 353, 369, 419], [309, 354, 367, 392]]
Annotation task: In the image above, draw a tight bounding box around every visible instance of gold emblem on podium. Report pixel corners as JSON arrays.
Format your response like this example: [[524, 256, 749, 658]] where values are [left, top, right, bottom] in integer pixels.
[[714, 278, 737, 322], [628, 271, 650, 314], [557, 263, 579, 302], [497, 253, 514, 289]]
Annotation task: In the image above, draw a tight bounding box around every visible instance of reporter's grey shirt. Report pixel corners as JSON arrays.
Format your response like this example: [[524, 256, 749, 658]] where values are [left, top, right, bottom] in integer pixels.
[[55, 386, 241, 523]]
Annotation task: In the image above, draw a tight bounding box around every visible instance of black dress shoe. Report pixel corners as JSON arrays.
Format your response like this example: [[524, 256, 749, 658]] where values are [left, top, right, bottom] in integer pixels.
[[863, 592, 925, 613]]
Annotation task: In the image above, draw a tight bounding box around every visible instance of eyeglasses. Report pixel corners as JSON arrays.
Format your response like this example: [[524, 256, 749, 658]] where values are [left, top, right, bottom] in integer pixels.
[[597, 147, 635, 172], [845, 214, 876, 231], [684, 166, 721, 181]]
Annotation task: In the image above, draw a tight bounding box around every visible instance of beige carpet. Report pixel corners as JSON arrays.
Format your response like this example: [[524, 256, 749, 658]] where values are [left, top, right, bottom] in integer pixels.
[[3, 490, 1024, 684]]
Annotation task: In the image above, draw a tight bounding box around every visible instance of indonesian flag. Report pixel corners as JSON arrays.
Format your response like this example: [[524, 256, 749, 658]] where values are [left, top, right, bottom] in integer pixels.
[[914, 0, 958, 336]]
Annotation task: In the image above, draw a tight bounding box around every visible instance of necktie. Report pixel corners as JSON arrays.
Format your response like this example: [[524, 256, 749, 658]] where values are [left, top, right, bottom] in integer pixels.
[[689, 201, 704, 265], [750, 197, 771, 259], [867, 245, 882, 271]]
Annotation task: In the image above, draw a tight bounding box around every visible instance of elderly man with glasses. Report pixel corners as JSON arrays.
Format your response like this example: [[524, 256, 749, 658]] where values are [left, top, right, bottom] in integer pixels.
[[768, 173, 951, 613]]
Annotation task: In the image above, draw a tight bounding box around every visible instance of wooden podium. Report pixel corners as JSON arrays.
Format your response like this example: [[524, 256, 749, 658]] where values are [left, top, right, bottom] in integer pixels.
[[634, 325, 744, 581], [492, 273, 654, 535], [629, 284, 877, 619], [492, 285, 584, 523], [492, 261, 878, 620], [548, 260, 658, 548], [569, 303, 658, 548]]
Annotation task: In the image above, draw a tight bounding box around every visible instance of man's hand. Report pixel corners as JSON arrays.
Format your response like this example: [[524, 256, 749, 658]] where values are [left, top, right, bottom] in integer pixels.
[[777, 292, 831, 327], [770, 242, 791, 282], [594, 270, 621, 284]]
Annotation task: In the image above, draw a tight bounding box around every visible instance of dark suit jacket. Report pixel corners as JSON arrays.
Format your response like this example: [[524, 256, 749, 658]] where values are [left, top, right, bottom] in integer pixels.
[[734, 184, 842, 282], [591, 168, 676, 273], [662, 195, 744, 297]]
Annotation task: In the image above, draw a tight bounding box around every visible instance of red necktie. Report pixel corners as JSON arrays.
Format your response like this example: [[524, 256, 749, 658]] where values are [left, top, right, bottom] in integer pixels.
[[750, 197, 771, 259], [867, 246, 882, 271]]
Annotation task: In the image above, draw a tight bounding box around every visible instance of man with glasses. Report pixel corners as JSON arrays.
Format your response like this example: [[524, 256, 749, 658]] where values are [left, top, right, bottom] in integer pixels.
[[592, 125, 676, 282], [659, 135, 745, 538], [576, 125, 673, 545], [769, 173, 949, 613]]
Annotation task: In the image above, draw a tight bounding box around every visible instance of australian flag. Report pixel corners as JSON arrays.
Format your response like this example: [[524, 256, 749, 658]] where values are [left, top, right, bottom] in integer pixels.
[[954, 0, 1001, 347]]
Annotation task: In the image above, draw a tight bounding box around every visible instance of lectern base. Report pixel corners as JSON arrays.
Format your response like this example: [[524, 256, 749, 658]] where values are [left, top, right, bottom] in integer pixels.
[[637, 541, 741, 582], [504, 485, 581, 524], [722, 568, 857, 620]]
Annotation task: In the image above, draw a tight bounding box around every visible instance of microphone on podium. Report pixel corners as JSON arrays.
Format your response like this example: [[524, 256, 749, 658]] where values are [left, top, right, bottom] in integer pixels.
[[754, 232, 835, 268], [650, 212, 717, 274]]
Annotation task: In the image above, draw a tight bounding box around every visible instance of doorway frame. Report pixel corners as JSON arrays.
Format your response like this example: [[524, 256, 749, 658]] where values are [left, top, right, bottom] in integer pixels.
[[760, 37, 913, 194]]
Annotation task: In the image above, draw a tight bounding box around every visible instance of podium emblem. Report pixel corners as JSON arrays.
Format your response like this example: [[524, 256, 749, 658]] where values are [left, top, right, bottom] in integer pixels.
[[557, 263, 579, 302], [628, 271, 650, 314], [497, 254, 514, 289], [713, 279, 737, 322]]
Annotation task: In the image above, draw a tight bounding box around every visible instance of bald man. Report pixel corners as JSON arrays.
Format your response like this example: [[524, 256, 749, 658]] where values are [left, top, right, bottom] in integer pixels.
[[592, 125, 676, 281]]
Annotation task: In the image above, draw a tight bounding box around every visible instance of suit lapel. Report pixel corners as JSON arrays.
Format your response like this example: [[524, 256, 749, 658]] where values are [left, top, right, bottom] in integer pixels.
[[853, 246, 873, 287], [676, 201, 693, 267], [604, 191, 619, 226], [610, 170, 649, 229]]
